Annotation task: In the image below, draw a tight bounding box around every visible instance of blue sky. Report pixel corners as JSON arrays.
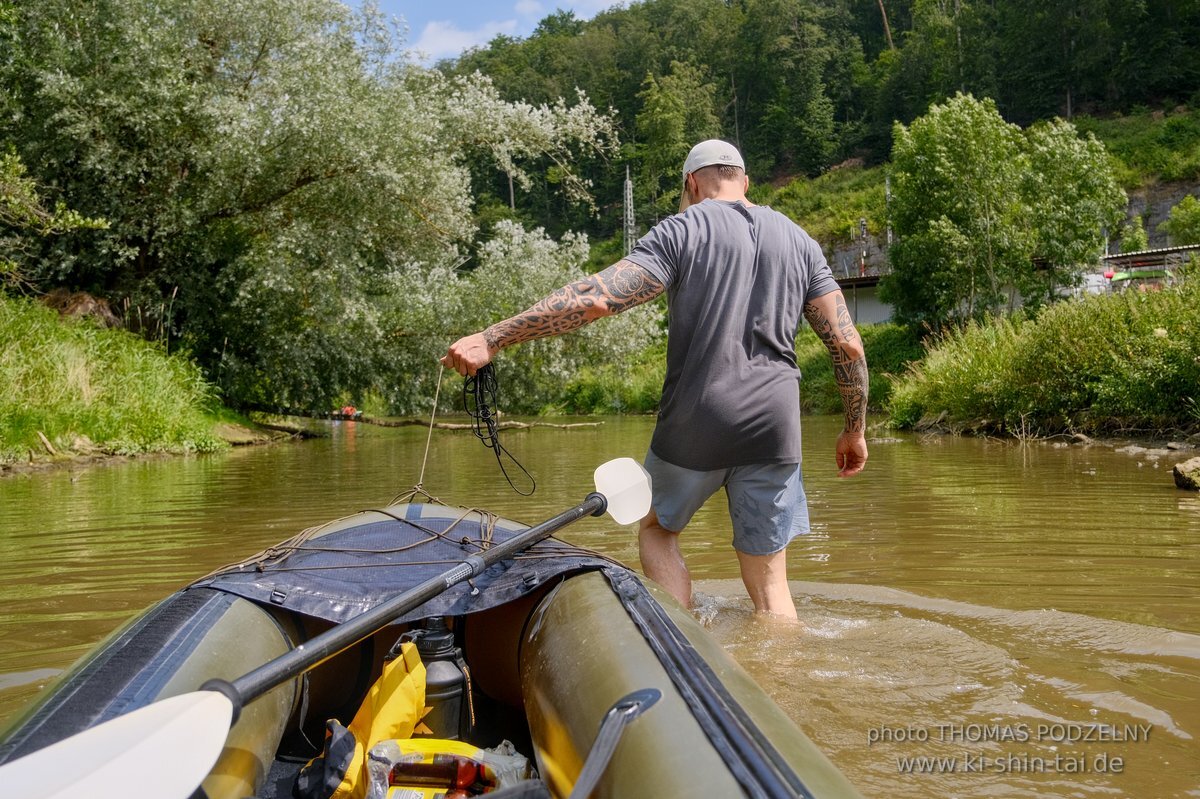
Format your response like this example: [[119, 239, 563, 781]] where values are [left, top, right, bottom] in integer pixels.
[[365, 1, 620, 63]]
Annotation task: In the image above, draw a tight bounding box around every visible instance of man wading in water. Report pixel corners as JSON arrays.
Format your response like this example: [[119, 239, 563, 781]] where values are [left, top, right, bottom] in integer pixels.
[[443, 139, 869, 619]]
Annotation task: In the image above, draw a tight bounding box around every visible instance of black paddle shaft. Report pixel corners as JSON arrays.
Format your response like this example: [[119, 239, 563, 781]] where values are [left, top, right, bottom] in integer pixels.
[[203, 492, 607, 720]]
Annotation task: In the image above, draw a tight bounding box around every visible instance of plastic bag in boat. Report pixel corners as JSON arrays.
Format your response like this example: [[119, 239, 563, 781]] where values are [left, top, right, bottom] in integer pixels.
[[365, 738, 531, 798]]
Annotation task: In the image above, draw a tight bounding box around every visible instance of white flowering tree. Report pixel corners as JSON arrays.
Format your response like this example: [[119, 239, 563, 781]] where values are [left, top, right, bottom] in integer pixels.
[[460, 221, 662, 411], [5, 0, 637, 411]]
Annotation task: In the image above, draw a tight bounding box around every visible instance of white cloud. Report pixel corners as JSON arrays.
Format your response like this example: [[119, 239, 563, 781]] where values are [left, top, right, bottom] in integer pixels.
[[405, 2, 621, 62], [567, 0, 623, 17], [412, 19, 518, 61]]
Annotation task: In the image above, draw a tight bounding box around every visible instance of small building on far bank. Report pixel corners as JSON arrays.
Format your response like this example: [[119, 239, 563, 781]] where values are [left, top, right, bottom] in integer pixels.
[[826, 242, 1198, 326], [835, 273, 893, 325], [1099, 244, 1200, 292], [830, 238, 893, 324]]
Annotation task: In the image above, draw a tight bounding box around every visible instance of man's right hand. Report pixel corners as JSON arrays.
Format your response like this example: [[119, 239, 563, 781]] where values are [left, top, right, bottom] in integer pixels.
[[441, 332, 496, 377]]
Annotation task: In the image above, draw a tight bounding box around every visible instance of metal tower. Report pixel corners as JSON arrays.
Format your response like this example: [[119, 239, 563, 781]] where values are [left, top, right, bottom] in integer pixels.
[[623, 165, 636, 255]]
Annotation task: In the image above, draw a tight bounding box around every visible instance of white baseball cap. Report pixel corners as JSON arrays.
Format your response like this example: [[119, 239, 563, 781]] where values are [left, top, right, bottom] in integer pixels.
[[681, 139, 744, 180]]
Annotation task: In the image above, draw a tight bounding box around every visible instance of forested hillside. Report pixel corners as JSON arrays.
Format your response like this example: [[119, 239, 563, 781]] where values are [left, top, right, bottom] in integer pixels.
[[445, 0, 1200, 246]]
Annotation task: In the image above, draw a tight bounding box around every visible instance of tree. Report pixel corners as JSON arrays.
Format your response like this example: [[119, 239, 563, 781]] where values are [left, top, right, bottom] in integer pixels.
[[635, 73, 688, 221], [882, 93, 1032, 327], [993, 0, 1112, 122], [451, 222, 662, 412], [0, 151, 107, 285], [1122, 216, 1150, 252], [635, 61, 720, 219], [736, 0, 837, 175], [1021, 119, 1126, 304], [1159, 195, 1200, 246], [883, 94, 1128, 327], [869, 0, 997, 137], [4, 0, 625, 411]]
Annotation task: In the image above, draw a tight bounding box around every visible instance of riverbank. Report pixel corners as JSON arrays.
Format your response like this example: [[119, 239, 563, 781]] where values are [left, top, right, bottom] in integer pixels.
[[906, 421, 1200, 486], [888, 274, 1199, 438], [0, 418, 309, 478], [0, 293, 222, 459], [0, 293, 268, 473], [6, 269, 1197, 484]]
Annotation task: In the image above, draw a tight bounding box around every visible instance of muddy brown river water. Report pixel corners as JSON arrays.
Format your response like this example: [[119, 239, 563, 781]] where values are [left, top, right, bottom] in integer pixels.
[[1, 415, 1197, 797]]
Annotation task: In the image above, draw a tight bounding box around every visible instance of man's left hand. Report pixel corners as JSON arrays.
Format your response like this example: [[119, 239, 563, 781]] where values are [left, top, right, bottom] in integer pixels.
[[835, 430, 868, 477]]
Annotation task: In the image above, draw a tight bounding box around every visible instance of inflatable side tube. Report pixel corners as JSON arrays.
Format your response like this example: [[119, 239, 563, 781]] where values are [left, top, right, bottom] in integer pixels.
[[0, 587, 297, 799], [520, 569, 863, 799]]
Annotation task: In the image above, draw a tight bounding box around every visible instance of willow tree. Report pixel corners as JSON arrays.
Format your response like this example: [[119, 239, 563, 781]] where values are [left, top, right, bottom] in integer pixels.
[[3, 0, 631, 411]]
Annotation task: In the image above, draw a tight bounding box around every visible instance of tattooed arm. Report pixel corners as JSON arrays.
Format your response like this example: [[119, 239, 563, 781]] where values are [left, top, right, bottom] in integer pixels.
[[803, 289, 869, 477], [441, 260, 664, 377]]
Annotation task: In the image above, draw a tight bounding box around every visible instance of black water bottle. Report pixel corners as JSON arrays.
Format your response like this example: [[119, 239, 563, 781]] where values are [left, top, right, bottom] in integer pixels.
[[411, 617, 470, 740]]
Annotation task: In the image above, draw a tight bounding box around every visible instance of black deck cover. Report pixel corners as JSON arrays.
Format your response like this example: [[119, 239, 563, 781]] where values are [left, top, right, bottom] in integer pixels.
[[193, 503, 614, 624]]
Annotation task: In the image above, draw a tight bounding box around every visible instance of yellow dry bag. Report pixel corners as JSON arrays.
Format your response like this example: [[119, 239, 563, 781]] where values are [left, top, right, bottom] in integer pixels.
[[295, 641, 426, 799]]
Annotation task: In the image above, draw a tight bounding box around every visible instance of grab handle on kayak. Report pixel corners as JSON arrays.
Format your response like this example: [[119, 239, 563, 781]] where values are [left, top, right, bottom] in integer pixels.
[[568, 688, 661, 799]]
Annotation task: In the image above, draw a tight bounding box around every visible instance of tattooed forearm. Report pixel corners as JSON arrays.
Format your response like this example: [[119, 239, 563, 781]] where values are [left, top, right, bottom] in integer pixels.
[[836, 358, 869, 433], [804, 293, 864, 365], [805, 292, 869, 433], [484, 260, 664, 351]]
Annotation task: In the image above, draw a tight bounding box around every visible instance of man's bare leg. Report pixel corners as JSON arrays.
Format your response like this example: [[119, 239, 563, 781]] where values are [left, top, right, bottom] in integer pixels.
[[638, 510, 692, 608], [736, 548, 798, 619]]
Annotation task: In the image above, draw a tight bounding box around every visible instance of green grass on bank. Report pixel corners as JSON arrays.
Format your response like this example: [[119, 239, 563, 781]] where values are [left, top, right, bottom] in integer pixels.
[[1075, 105, 1200, 187], [888, 272, 1200, 436], [750, 163, 888, 248], [552, 340, 667, 414], [0, 293, 226, 462], [796, 323, 925, 416]]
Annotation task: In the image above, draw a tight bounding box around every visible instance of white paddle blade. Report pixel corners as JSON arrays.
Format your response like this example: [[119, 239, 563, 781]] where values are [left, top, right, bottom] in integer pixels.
[[0, 690, 233, 799], [594, 457, 653, 525]]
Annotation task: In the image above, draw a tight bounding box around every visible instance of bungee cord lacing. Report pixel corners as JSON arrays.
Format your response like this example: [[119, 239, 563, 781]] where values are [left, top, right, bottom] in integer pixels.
[[464, 363, 536, 496]]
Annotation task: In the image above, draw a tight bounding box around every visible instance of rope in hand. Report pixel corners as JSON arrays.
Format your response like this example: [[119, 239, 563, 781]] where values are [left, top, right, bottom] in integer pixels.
[[413, 363, 444, 493], [464, 363, 536, 496]]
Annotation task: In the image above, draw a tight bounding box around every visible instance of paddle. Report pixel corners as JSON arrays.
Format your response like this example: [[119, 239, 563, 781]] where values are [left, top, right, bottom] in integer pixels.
[[0, 457, 652, 799]]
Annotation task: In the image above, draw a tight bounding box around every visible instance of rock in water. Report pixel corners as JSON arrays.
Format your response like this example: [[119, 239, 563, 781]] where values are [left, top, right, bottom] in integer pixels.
[[1173, 456, 1200, 491]]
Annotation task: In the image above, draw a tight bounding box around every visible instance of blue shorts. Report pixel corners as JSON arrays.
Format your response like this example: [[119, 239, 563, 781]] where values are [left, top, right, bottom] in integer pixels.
[[643, 449, 810, 556]]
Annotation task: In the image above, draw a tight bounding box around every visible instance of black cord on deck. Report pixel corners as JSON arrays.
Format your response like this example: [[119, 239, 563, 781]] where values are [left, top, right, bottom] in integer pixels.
[[463, 364, 536, 496]]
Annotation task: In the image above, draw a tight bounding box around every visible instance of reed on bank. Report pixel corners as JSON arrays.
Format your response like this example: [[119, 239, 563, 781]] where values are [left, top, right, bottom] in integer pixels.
[[888, 271, 1200, 437], [0, 293, 226, 462]]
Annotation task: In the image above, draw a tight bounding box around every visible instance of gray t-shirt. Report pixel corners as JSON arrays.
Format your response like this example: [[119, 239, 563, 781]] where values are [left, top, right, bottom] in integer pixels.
[[626, 199, 839, 470]]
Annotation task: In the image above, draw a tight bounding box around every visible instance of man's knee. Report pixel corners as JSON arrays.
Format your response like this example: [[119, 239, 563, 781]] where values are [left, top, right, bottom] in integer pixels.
[[639, 509, 677, 539]]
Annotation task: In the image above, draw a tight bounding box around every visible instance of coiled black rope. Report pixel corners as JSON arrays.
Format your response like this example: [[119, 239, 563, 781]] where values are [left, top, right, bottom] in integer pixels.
[[463, 364, 536, 496]]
